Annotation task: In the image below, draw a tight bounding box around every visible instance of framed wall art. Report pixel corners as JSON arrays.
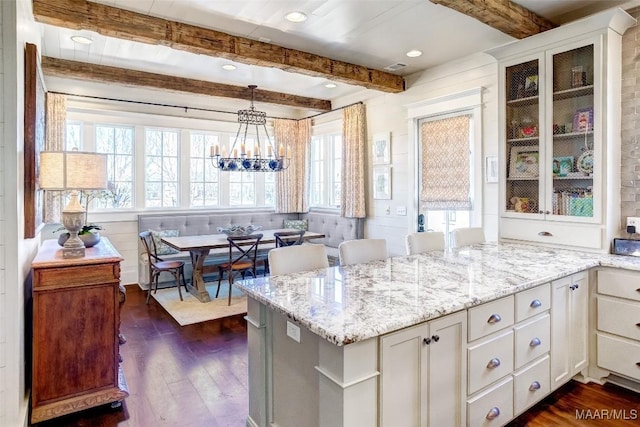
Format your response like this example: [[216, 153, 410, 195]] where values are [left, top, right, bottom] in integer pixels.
[[373, 165, 391, 200], [372, 132, 390, 165], [485, 155, 498, 183], [24, 42, 46, 238]]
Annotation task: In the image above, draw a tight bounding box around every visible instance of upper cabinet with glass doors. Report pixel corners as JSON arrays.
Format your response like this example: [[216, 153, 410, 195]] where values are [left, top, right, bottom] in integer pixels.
[[489, 9, 635, 252]]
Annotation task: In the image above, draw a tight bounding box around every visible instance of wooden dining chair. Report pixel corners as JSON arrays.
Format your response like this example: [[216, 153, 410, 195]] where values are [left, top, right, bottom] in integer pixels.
[[139, 231, 188, 304], [338, 238, 388, 266], [216, 233, 263, 305], [268, 243, 329, 275], [274, 230, 305, 247]]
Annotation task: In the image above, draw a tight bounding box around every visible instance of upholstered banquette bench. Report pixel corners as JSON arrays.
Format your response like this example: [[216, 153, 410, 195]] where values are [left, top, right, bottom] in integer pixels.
[[137, 211, 363, 286]]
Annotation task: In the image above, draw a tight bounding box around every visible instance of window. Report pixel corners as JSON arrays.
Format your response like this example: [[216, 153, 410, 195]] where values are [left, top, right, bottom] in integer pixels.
[[310, 132, 342, 208], [419, 113, 473, 247], [190, 132, 219, 207], [66, 108, 279, 211], [95, 125, 134, 209], [65, 121, 82, 151], [145, 129, 179, 208]]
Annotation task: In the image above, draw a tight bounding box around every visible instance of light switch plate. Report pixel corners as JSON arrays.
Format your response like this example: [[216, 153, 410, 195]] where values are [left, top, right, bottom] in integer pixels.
[[396, 206, 407, 216], [286, 321, 301, 343]]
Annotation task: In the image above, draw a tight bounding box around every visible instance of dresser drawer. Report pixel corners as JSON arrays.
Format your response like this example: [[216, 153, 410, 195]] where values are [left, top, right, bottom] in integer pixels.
[[597, 297, 640, 341], [34, 263, 120, 289], [467, 376, 513, 427], [597, 269, 640, 302], [500, 218, 602, 249], [468, 330, 514, 394], [597, 333, 640, 381], [513, 355, 550, 415], [514, 314, 550, 369], [515, 283, 550, 323], [468, 296, 514, 342]]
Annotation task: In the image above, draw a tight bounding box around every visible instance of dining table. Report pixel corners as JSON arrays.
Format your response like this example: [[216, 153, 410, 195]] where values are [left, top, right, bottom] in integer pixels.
[[161, 229, 325, 302]]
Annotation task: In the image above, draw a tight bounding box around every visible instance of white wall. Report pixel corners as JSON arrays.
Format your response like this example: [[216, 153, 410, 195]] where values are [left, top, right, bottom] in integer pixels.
[[1, 0, 43, 425], [333, 53, 501, 256]]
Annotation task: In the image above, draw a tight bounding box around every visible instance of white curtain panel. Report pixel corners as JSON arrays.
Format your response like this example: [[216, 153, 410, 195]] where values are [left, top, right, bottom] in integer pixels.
[[43, 93, 67, 223], [341, 103, 367, 218], [275, 118, 311, 213]]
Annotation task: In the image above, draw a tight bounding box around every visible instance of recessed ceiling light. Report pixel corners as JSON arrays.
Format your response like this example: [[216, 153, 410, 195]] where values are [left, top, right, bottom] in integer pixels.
[[406, 49, 422, 58], [222, 64, 237, 71], [324, 83, 337, 88], [71, 35, 93, 45], [285, 11, 307, 22]]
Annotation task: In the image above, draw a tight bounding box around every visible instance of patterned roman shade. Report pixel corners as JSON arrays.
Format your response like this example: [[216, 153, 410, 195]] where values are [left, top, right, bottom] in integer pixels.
[[420, 114, 472, 210]]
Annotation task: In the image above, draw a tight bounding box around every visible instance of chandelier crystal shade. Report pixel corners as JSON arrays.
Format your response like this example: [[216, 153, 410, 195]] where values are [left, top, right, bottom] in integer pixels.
[[210, 85, 290, 172]]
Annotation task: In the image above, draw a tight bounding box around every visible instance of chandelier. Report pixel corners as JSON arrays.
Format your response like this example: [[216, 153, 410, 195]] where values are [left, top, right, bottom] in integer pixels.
[[210, 85, 289, 172]]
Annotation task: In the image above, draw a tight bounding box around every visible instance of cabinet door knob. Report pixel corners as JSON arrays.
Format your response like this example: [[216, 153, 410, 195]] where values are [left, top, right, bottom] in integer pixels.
[[529, 337, 542, 347], [487, 358, 501, 369], [635, 323, 640, 328], [529, 299, 542, 308], [423, 337, 431, 345], [538, 231, 553, 236], [636, 362, 640, 367], [432, 334, 440, 342], [529, 381, 541, 391], [487, 313, 502, 324], [486, 407, 500, 420], [635, 288, 640, 293]]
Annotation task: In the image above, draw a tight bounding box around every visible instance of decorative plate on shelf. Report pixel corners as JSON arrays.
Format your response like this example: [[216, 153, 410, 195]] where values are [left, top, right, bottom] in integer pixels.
[[577, 150, 593, 175]]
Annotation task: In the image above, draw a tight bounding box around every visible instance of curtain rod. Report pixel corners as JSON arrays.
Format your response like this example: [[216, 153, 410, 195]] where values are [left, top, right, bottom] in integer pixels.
[[49, 91, 362, 121]]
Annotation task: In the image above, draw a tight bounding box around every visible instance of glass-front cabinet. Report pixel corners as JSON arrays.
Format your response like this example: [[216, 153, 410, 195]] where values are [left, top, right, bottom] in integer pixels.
[[490, 9, 634, 252], [504, 42, 596, 221]]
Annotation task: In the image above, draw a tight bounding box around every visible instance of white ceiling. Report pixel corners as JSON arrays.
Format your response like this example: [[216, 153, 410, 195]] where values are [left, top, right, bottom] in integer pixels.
[[37, 0, 640, 115]]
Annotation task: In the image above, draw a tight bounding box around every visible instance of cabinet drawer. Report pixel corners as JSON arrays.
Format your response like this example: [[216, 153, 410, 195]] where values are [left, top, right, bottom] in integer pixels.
[[515, 283, 550, 322], [500, 218, 601, 249], [597, 333, 640, 381], [513, 355, 550, 415], [597, 297, 640, 341], [597, 269, 640, 301], [468, 296, 514, 342], [34, 263, 120, 288], [514, 314, 550, 369], [467, 376, 513, 427], [468, 330, 514, 394]]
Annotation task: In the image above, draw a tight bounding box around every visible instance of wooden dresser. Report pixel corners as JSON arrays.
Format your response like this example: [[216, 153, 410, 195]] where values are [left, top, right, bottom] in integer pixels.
[[31, 238, 129, 423]]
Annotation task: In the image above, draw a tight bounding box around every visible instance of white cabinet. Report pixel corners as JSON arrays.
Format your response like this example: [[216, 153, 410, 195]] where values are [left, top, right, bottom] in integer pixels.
[[489, 9, 634, 251], [379, 311, 466, 427], [550, 271, 588, 389], [466, 285, 551, 425], [595, 269, 640, 383]]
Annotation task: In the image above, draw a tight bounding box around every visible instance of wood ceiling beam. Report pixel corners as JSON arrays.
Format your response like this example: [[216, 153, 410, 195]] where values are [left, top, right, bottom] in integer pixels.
[[41, 56, 332, 111], [33, 0, 405, 93], [429, 0, 556, 39]]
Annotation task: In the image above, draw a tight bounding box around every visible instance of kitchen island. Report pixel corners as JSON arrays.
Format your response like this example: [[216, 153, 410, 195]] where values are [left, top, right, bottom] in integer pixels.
[[235, 243, 640, 427]]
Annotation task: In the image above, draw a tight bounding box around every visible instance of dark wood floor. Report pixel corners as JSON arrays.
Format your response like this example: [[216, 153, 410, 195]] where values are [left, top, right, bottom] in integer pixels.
[[33, 285, 639, 426]]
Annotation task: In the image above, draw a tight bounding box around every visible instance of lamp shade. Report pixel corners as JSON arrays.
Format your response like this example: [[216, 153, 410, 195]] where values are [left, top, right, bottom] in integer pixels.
[[39, 151, 108, 190]]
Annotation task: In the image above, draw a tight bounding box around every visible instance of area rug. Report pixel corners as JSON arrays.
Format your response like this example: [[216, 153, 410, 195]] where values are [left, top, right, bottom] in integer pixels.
[[150, 282, 247, 326]]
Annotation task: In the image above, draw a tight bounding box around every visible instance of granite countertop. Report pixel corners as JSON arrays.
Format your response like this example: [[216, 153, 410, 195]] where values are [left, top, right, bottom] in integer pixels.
[[235, 242, 640, 346]]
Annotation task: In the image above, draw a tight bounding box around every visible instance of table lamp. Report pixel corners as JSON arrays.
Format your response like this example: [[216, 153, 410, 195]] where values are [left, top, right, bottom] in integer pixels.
[[39, 151, 108, 258]]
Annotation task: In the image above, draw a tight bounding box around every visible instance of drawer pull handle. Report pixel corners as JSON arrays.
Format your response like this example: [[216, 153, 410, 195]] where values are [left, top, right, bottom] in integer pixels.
[[432, 334, 440, 342], [569, 284, 579, 291], [538, 231, 553, 236], [529, 337, 541, 347], [530, 299, 542, 308], [423, 337, 431, 345], [529, 381, 541, 391], [487, 358, 501, 369], [486, 407, 500, 420], [636, 362, 640, 367], [487, 313, 502, 324], [636, 288, 640, 293]]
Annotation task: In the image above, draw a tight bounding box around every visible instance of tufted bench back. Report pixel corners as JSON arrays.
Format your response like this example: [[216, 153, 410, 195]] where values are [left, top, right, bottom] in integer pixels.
[[301, 212, 364, 249], [138, 212, 299, 237]]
